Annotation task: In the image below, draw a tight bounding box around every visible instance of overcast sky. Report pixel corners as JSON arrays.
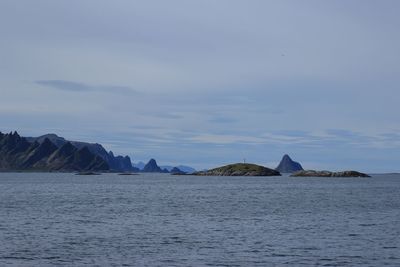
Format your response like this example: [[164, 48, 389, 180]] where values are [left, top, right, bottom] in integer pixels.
[[1, 0, 399, 172]]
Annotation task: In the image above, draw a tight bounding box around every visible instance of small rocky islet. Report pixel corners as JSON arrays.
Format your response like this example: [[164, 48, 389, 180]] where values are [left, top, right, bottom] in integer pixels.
[[291, 170, 370, 177]]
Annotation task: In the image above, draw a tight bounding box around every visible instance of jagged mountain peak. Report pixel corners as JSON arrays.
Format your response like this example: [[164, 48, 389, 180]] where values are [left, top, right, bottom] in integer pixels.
[[143, 159, 165, 173], [275, 154, 304, 173]]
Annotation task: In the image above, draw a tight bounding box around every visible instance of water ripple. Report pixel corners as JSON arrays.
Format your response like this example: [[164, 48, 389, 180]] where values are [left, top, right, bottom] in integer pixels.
[[0, 173, 399, 266]]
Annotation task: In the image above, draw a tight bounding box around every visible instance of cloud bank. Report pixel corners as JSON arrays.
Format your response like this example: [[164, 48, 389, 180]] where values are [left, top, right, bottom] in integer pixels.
[[1, 1, 400, 172]]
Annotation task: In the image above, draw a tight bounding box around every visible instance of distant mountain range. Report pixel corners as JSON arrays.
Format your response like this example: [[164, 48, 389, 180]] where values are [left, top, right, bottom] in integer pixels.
[[133, 160, 196, 173], [1, 130, 369, 176], [133, 161, 146, 170], [1, 130, 301, 174], [160, 165, 196, 173], [0, 131, 196, 173], [140, 159, 196, 174]]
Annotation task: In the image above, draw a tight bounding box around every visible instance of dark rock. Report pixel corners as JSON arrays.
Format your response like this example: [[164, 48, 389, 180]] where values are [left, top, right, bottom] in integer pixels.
[[275, 154, 303, 173], [142, 159, 163, 172], [193, 163, 281, 176], [27, 133, 135, 172], [46, 142, 108, 172], [0, 131, 31, 156], [108, 154, 134, 172], [21, 138, 58, 168], [46, 142, 78, 170], [0, 131, 109, 172], [291, 170, 370, 177], [72, 147, 109, 171]]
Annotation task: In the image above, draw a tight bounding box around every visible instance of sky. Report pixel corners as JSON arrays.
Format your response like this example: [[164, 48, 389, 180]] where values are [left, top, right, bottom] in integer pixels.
[[0, 0, 399, 172]]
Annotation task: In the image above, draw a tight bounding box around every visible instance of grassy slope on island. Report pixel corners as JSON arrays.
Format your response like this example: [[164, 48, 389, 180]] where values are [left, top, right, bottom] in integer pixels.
[[193, 163, 281, 176]]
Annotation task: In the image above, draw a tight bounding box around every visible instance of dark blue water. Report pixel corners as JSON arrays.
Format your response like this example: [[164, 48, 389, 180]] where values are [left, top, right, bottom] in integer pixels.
[[0, 173, 399, 266]]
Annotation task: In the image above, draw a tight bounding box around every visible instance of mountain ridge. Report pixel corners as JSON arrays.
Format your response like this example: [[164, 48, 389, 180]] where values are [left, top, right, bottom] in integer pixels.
[[26, 133, 137, 172], [0, 131, 109, 172]]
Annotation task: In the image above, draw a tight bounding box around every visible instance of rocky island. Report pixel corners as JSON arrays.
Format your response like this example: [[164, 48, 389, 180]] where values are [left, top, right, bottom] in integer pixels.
[[192, 163, 281, 176], [291, 170, 370, 177], [275, 154, 303, 173]]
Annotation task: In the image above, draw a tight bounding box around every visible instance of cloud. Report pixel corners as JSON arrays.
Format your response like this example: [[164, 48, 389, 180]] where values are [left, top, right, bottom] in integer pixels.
[[208, 117, 238, 124], [184, 129, 400, 150], [36, 80, 91, 92], [188, 133, 267, 145], [35, 80, 135, 94], [0, 1, 399, 171], [137, 111, 184, 120]]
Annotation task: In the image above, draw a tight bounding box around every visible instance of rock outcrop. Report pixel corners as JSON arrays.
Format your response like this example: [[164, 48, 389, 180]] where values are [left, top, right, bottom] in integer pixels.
[[291, 170, 370, 177], [193, 163, 281, 176], [143, 159, 164, 172], [275, 154, 303, 173]]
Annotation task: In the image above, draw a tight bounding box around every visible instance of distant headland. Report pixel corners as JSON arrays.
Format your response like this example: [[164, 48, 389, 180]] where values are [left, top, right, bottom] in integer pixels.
[[0, 131, 193, 173]]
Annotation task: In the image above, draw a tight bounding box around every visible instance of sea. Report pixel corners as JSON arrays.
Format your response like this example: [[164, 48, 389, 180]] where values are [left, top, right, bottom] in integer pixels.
[[0, 173, 399, 266]]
